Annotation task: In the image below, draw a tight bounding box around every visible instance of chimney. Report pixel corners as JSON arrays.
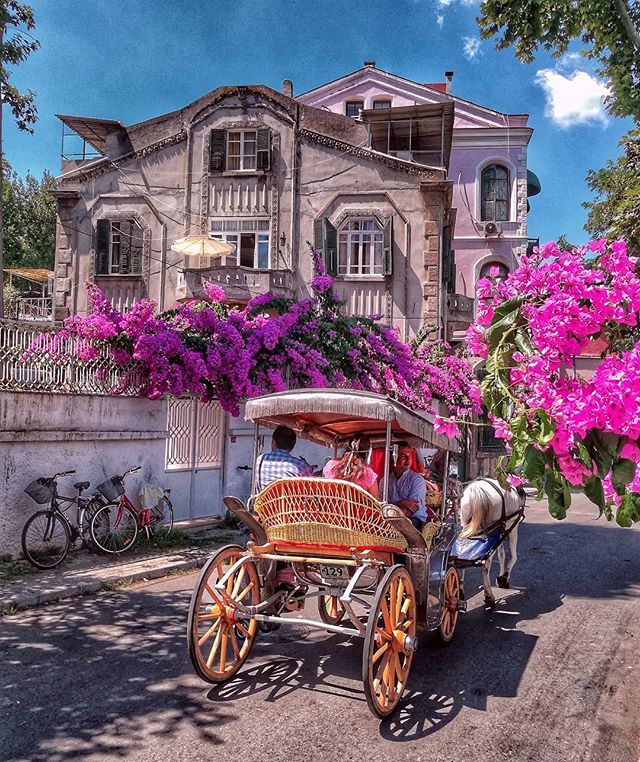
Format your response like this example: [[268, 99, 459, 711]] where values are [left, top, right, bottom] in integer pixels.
[[444, 71, 454, 94], [364, 60, 376, 68], [282, 79, 293, 98]]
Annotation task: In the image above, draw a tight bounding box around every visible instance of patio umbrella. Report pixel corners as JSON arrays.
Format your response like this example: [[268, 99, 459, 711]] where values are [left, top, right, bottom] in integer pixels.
[[170, 235, 236, 259]]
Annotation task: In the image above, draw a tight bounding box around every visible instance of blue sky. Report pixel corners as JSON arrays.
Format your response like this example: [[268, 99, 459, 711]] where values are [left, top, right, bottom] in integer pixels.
[[4, 0, 632, 246]]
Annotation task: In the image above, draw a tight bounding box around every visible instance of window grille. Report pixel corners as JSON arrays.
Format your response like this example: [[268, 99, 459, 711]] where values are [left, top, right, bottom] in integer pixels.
[[165, 398, 224, 470]]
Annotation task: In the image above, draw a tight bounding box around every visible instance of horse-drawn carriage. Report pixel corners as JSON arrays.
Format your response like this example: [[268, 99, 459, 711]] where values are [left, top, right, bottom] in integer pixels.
[[186, 389, 466, 717]]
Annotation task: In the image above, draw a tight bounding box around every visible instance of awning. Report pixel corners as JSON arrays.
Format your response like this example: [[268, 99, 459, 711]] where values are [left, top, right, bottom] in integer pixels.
[[527, 169, 541, 197], [3, 268, 53, 284], [57, 114, 126, 155]]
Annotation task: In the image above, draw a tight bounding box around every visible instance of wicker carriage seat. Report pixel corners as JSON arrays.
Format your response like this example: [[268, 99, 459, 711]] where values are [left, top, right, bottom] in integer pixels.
[[252, 477, 407, 553]]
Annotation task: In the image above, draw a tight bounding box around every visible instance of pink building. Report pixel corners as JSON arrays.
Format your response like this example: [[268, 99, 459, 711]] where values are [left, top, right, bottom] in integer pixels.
[[297, 62, 541, 341]]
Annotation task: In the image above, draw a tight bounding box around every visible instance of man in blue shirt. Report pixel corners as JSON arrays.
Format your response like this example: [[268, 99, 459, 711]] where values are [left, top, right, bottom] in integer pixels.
[[255, 425, 313, 492], [388, 441, 427, 530]]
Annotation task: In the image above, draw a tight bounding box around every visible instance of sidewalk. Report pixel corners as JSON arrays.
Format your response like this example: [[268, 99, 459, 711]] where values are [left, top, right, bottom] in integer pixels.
[[0, 520, 243, 615]]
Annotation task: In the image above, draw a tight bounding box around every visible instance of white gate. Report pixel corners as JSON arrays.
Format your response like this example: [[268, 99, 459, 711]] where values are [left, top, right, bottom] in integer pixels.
[[166, 398, 225, 518]]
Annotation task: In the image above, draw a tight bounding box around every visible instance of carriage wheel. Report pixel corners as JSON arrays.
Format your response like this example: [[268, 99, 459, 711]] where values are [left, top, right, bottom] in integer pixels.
[[187, 544, 260, 683], [438, 567, 460, 644], [363, 565, 417, 718], [318, 593, 346, 625]]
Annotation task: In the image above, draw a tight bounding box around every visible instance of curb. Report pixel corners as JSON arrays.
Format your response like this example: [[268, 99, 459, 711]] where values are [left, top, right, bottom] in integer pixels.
[[1, 551, 212, 616]]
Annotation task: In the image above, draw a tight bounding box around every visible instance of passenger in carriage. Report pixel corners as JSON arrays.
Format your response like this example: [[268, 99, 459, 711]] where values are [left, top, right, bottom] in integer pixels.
[[322, 433, 380, 498], [255, 425, 313, 492], [388, 441, 428, 531]]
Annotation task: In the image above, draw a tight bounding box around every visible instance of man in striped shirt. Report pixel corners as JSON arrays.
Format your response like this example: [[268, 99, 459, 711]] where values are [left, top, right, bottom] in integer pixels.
[[255, 426, 313, 491]]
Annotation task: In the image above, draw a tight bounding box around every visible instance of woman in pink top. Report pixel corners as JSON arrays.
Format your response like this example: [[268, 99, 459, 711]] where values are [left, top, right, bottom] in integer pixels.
[[323, 433, 380, 498]]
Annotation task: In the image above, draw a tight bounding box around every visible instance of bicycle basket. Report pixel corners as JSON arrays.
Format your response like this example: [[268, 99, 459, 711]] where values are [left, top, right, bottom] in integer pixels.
[[97, 476, 125, 502], [24, 478, 55, 504]]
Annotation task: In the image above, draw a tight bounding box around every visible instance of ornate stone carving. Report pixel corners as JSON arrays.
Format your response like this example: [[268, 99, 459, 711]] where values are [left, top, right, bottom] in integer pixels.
[[333, 208, 386, 228], [270, 132, 281, 270], [201, 130, 211, 233]]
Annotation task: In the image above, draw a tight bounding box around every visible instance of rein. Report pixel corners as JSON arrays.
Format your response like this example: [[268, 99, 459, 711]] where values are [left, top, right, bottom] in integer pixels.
[[471, 478, 526, 537]]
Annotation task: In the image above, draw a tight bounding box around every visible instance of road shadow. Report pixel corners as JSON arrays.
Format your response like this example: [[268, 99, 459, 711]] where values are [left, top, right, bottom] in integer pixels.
[[0, 515, 638, 756]]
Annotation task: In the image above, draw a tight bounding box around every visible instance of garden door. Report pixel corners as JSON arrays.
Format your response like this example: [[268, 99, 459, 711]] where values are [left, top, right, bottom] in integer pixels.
[[165, 398, 225, 519]]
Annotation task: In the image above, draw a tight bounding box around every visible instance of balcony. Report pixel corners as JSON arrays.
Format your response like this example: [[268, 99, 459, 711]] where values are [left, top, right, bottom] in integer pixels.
[[176, 266, 294, 303], [94, 275, 145, 312], [445, 293, 475, 343]]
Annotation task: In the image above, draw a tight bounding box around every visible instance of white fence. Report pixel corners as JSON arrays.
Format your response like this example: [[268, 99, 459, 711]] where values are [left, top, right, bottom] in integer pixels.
[[0, 321, 144, 395]]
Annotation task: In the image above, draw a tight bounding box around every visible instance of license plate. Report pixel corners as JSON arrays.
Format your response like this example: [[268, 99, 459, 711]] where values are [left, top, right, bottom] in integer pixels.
[[319, 564, 348, 580]]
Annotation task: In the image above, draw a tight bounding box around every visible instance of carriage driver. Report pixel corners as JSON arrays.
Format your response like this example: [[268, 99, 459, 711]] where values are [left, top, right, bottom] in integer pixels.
[[388, 441, 428, 531]]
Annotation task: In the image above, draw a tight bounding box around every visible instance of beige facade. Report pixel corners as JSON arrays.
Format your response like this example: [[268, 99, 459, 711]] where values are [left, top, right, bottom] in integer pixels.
[[54, 84, 454, 341]]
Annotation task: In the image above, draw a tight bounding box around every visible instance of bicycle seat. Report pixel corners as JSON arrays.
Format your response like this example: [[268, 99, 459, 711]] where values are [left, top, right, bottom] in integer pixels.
[[74, 481, 90, 492]]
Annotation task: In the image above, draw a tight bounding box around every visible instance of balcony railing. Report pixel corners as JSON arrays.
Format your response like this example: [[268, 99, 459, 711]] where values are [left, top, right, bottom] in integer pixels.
[[94, 275, 145, 312], [176, 266, 294, 303], [7, 297, 53, 322], [387, 150, 444, 167]]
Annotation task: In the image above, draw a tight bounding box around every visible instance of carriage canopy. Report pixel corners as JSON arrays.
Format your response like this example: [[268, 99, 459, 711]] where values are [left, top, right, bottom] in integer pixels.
[[244, 389, 459, 452]]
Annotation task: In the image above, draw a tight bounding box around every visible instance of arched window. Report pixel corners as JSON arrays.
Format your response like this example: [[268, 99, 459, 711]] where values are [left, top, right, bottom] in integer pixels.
[[480, 164, 510, 221], [478, 261, 509, 283]]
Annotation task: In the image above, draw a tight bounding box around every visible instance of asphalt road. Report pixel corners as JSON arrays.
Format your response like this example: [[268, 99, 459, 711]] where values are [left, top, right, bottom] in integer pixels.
[[1, 495, 639, 762]]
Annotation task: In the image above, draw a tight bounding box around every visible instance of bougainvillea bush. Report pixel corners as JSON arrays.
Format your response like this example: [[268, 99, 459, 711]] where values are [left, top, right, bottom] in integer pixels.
[[26, 251, 480, 433], [470, 239, 640, 526]]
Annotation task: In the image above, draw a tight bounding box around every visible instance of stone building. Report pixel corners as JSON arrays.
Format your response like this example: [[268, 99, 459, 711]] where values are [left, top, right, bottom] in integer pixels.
[[54, 84, 455, 342]]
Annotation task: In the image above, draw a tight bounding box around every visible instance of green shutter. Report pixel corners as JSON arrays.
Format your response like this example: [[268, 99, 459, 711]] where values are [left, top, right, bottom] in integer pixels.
[[96, 219, 109, 275], [130, 221, 143, 274], [210, 129, 226, 172], [256, 128, 271, 171], [119, 222, 130, 274], [382, 216, 393, 275], [313, 217, 337, 275], [442, 225, 456, 293]]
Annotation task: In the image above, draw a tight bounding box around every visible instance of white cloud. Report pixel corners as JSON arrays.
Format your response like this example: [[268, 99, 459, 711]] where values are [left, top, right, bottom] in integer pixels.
[[436, 0, 479, 6], [436, 12, 444, 27], [535, 61, 609, 128], [463, 36, 482, 60]]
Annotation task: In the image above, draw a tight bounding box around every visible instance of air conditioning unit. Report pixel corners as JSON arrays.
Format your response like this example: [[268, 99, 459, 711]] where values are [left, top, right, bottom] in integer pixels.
[[484, 222, 503, 236]]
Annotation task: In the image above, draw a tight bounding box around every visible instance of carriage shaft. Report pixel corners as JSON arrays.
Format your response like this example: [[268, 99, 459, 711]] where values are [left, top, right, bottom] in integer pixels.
[[251, 613, 365, 638]]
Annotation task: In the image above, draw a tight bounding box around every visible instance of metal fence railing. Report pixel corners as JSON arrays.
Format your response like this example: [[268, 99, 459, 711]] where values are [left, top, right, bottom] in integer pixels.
[[0, 321, 145, 396]]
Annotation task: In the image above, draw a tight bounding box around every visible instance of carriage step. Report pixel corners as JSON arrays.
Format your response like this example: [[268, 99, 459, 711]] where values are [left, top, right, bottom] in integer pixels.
[[457, 599, 467, 613]]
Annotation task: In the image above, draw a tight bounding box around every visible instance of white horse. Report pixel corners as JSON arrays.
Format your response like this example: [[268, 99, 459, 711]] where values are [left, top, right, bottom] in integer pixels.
[[458, 478, 526, 606]]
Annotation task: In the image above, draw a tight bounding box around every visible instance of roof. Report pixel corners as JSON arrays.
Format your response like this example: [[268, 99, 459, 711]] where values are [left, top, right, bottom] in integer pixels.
[[4, 268, 53, 283], [245, 389, 458, 451], [57, 114, 126, 154]]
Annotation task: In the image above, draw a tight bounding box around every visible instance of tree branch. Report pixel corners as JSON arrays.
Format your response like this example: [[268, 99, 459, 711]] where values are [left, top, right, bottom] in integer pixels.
[[612, 0, 640, 52]]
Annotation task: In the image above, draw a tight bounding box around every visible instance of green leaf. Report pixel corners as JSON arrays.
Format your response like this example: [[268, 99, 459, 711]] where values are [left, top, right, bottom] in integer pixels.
[[584, 476, 606, 516], [574, 439, 593, 468], [544, 468, 571, 520], [616, 492, 640, 527], [611, 458, 637, 497], [522, 444, 546, 482]]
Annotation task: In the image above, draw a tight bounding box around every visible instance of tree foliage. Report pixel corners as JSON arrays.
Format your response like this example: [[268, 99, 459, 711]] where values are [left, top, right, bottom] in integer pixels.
[[584, 129, 640, 254], [0, 0, 39, 132], [2, 169, 56, 269], [477, 0, 640, 121]]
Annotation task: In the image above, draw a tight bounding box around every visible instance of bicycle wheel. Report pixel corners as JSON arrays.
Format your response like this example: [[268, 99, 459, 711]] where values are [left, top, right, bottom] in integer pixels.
[[90, 502, 138, 554], [22, 510, 71, 569], [81, 499, 104, 551], [148, 496, 174, 537]]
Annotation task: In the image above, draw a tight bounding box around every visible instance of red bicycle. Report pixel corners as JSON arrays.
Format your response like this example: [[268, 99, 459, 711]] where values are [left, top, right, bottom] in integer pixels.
[[90, 466, 174, 554]]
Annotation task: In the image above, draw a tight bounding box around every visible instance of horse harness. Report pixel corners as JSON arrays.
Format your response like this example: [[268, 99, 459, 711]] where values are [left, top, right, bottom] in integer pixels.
[[474, 477, 526, 540]]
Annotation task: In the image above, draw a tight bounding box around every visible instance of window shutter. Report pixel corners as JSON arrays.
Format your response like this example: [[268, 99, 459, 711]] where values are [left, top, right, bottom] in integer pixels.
[[96, 219, 109, 275], [313, 217, 337, 275], [442, 225, 456, 293], [256, 128, 271, 171], [210, 129, 226, 172], [119, 222, 130, 275], [130, 221, 143, 274], [382, 216, 393, 275]]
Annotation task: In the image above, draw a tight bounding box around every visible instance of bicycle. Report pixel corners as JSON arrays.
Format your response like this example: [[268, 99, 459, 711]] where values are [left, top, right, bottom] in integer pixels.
[[90, 467, 174, 554], [21, 471, 105, 570]]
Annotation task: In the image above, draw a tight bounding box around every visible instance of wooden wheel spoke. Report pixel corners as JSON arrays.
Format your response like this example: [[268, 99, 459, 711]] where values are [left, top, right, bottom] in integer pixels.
[[231, 565, 247, 598], [401, 618, 413, 631], [235, 581, 255, 603], [206, 629, 222, 668], [235, 620, 251, 638], [229, 626, 241, 659], [374, 649, 393, 689], [372, 641, 389, 664], [396, 578, 404, 623], [380, 597, 392, 634], [219, 629, 228, 673], [197, 617, 221, 647], [389, 580, 398, 625]]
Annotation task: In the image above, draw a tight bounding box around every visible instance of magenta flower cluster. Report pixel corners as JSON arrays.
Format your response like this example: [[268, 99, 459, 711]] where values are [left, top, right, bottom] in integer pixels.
[[28, 257, 481, 432], [470, 238, 640, 523]]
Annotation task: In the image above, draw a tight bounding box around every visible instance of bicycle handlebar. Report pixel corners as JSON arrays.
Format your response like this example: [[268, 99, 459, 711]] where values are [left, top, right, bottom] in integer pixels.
[[53, 470, 76, 479], [116, 466, 142, 480]]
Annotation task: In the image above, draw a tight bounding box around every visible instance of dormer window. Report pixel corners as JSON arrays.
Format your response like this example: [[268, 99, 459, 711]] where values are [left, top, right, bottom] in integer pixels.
[[372, 99, 392, 109], [345, 100, 364, 118]]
